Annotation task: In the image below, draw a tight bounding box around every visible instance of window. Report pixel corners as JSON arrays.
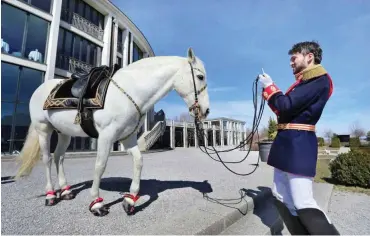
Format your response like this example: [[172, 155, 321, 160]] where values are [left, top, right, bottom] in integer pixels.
[[1, 62, 44, 153], [1, 63, 19, 102], [1, 3, 49, 64], [117, 57, 122, 67], [117, 28, 123, 54], [18, 67, 44, 102], [61, 0, 105, 30], [20, 0, 52, 13], [55, 27, 102, 71], [133, 41, 144, 62]]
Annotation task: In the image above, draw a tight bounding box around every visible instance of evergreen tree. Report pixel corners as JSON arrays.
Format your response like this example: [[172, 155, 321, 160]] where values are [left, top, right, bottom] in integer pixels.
[[267, 116, 277, 140]]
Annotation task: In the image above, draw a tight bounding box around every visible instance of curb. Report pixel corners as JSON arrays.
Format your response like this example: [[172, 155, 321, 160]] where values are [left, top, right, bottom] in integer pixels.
[[1, 148, 173, 162], [196, 187, 273, 235]]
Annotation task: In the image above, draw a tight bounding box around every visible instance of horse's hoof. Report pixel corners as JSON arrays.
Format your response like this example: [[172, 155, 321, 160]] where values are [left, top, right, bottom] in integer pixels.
[[122, 199, 135, 215], [90, 206, 109, 217], [60, 192, 75, 200], [89, 197, 109, 217], [45, 197, 57, 206]]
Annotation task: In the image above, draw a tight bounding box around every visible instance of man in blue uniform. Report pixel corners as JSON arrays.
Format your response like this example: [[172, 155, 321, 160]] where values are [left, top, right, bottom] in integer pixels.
[[258, 41, 340, 235]]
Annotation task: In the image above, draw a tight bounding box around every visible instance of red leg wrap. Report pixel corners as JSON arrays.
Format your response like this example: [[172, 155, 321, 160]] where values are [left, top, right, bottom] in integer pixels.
[[89, 197, 104, 210], [46, 190, 56, 196], [60, 185, 71, 195], [123, 193, 140, 202]]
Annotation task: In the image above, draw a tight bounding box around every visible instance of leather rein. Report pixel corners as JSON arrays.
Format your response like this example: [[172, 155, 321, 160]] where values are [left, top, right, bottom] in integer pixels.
[[188, 62, 207, 121]]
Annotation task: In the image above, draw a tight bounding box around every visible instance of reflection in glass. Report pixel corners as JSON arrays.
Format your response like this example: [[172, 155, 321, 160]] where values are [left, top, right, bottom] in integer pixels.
[[1, 102, 15, 153], [13, 103, 31, 139], [1, 4, 26, 56], [133, 42, 144, 62], [25, 14, 49, 63], [29, 0, 52, 13], [18, 67, 43, 102], [1, 62, 19, 102]]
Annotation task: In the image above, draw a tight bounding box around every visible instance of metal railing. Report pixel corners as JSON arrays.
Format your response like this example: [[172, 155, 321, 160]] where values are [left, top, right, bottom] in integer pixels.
[[56, 55, 93, 73], [61, 9, 104, 41]]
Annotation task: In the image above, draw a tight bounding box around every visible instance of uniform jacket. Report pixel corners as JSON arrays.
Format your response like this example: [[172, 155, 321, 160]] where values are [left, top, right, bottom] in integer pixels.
[[262, 64, 333, 177]]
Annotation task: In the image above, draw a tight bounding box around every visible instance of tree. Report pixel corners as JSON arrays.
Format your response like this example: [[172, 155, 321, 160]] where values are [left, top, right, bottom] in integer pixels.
[[350, 121, 365, 137], [267, 116, 278, 140], [367, 131, 370, 141], [324, 129, 333, 141]]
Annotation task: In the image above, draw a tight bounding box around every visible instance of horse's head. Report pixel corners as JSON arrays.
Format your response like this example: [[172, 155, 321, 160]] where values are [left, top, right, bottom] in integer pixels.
[[173, 48, 210, 121]]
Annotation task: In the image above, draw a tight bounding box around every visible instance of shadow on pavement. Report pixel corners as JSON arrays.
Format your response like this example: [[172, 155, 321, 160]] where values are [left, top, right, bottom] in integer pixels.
[[35, 177, 213, 215], [243, 186, 285, 235], [1, 176, 15, 184]]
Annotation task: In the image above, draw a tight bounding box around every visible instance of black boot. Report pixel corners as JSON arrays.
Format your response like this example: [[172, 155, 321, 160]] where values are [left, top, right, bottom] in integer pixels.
[[297, 208, 340, 235], [273, 198, 309, 235]]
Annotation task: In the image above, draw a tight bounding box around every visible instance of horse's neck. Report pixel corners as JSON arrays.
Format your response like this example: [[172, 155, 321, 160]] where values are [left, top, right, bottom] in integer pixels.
[[112, 58, 183, 113]]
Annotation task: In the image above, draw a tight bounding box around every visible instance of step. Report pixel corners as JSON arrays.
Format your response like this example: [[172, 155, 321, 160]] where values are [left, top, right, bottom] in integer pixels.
[[219, 182, 334, 235]]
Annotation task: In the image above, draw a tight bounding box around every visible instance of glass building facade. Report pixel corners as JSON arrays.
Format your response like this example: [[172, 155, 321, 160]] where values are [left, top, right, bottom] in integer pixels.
[[1, 0, 152, 154]]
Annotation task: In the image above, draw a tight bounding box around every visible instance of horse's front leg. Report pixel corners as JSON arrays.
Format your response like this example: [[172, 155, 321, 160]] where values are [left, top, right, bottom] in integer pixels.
[[89, 131, 114, 216], [121, 135, 143, 215]]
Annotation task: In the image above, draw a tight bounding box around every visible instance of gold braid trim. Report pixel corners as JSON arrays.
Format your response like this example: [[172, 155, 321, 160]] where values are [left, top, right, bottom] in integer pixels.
[[295, 64, 327, 81]]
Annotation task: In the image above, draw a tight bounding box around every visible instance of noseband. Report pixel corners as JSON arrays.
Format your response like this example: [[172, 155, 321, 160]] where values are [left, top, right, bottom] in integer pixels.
[[188, 62, 207, 120]]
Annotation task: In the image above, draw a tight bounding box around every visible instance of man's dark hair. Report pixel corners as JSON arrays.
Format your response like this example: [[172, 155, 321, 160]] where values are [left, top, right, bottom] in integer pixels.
[[288, 41, 322, 64]]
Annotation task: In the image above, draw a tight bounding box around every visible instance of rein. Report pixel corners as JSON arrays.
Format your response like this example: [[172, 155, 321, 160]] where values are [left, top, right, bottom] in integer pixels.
[[189, 62, 265, 176]]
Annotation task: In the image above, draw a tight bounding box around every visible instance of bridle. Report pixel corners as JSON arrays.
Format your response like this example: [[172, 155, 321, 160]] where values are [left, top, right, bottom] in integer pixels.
[[188, 62, 207, 120]]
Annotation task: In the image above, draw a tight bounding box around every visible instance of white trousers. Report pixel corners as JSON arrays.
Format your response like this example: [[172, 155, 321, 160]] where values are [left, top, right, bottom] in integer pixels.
[[272, 168, 331, 222]]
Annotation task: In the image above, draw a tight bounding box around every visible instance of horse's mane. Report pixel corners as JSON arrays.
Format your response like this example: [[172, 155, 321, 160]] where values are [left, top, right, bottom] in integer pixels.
[[125, 56, 185, 70]]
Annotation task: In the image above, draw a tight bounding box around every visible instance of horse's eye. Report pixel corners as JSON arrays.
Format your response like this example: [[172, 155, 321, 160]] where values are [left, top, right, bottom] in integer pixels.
[[197, 74, 204, 80]]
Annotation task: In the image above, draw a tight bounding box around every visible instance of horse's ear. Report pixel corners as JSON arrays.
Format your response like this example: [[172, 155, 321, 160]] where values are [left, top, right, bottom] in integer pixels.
[[187, 47, 196, 64]]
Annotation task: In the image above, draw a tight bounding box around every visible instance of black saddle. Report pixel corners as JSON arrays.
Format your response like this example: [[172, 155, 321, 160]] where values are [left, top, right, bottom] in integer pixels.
[[69, 63, 121, 138], [71, 64, 120, 98]]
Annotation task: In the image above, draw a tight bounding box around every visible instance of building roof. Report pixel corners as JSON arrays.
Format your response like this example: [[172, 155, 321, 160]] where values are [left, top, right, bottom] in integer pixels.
[[205, 117, 246, 124]]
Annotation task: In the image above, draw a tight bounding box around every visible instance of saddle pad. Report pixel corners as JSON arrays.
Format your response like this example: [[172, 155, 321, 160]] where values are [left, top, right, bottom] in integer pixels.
[[43, 78, 111, 110]]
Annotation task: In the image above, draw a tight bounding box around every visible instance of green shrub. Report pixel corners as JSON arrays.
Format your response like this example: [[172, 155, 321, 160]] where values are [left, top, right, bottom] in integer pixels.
[[330, 136, 341, 148], [317, 137, 325, 147], [329, 150, 370, 188], [349, 137, 361, 148]]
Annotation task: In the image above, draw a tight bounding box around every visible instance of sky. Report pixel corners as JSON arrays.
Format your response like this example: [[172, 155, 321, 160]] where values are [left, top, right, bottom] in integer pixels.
[[111, 0, 370, 137]]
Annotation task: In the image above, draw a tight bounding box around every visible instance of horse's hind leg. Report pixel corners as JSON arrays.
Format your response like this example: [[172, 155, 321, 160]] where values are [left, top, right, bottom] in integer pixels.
[[53, 133, 74, 200], [37, 123, 57, 206], [121, 134, 143, 215]]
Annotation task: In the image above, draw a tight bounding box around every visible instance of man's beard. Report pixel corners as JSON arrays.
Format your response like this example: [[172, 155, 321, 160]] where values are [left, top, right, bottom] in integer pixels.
[[293, 64, 306, 74]]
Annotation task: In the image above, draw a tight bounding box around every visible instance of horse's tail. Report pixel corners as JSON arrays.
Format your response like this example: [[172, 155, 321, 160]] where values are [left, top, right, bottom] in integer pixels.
[[15, 123, 41, 180]]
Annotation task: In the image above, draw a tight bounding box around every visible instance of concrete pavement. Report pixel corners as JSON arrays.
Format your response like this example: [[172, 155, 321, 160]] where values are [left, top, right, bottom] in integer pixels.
[[1, 148, 334, 235], [2, 148, 274, 235]]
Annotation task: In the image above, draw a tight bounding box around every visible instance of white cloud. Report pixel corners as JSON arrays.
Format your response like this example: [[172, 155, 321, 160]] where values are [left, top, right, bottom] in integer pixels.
[[208, 86, 236, 92]]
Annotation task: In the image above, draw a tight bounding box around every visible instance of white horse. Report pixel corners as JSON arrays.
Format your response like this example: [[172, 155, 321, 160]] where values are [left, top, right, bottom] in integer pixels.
[[15, 48, 210, 216]]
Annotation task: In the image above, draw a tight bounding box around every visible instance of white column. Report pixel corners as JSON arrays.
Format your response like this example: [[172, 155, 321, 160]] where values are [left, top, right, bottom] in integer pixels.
[[220, 119, 224, 147], [194, 127, 198, 147], [204, 129, 208, 147], [183, 123, 187, 148], [111, 18, 118, 64], [44, 0, 62, 80], [101, 14, 112, 66], [212, 125, 216, 146], [129, 33, 134, 64], [170, 121, 174, 149], [122, 29, 129, 67]]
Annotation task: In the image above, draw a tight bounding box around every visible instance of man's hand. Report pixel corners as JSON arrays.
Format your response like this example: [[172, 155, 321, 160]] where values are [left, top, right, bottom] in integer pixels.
[[258, 73, 273, 88]]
